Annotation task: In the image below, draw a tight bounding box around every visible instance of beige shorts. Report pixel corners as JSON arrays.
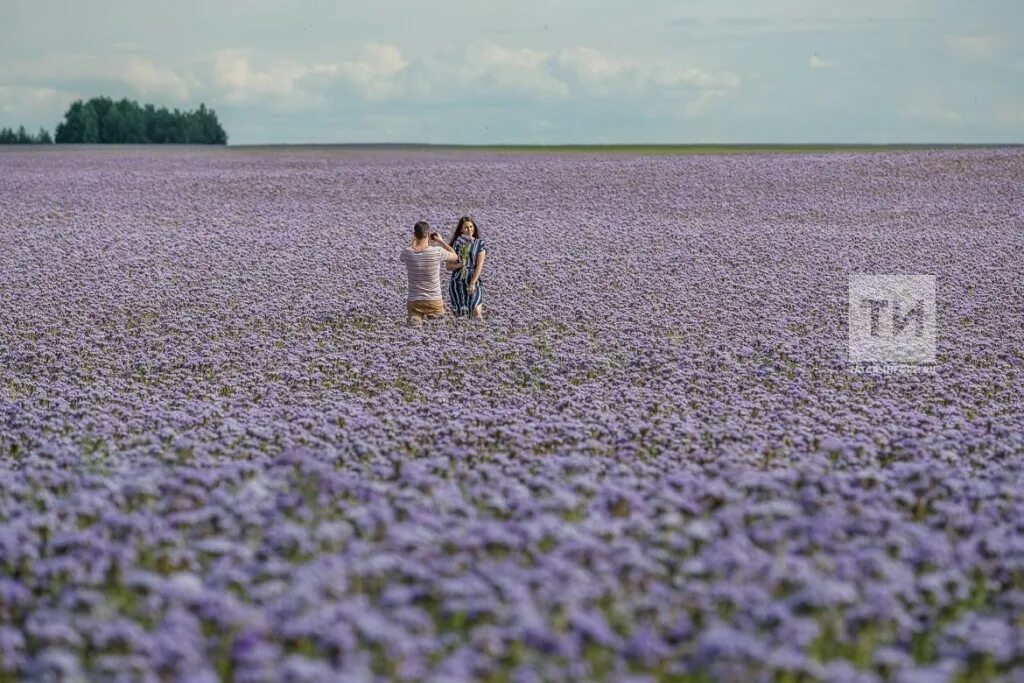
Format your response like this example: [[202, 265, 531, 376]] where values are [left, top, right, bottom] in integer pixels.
[[407, 299, 445, 319]]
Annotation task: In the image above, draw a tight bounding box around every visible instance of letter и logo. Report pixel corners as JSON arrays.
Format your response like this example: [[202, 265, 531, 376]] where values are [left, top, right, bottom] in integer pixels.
[[848, 275, 936, 365]]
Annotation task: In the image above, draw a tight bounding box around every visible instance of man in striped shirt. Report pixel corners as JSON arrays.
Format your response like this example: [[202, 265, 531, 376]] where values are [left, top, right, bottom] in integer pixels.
[[400, 221, 459, 325]]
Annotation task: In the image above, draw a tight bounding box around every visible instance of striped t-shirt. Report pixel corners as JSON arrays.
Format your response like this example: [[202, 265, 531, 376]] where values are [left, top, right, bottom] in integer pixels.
[[400, 245, 447, 301]]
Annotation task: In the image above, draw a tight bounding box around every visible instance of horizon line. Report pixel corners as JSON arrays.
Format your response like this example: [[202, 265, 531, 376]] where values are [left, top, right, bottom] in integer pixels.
[[227, 142, 1022, 148]]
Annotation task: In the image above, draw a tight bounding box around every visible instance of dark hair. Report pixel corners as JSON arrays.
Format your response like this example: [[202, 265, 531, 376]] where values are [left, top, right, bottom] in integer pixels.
[[413, 221, 431, 239], [449, 216, 480, 246]]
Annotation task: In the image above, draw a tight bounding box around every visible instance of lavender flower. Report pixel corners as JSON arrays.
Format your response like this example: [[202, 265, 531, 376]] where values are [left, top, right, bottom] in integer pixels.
[[0, 146, 1022, 679]]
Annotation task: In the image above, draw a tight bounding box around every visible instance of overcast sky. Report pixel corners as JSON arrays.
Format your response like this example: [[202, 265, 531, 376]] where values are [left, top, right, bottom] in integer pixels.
[[1, 0, 1021, 144]]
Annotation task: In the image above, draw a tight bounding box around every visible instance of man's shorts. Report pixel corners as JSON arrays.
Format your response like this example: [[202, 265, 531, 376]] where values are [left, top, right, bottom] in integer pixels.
[[407, 299, 445, 319]]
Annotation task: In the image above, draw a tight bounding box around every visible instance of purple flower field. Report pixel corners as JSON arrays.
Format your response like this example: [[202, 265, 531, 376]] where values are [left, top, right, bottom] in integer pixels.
[[1, 146, 1022, 681]]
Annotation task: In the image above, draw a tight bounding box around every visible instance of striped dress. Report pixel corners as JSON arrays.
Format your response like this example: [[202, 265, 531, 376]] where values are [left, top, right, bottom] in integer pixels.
[[448, 236, 487, 316]]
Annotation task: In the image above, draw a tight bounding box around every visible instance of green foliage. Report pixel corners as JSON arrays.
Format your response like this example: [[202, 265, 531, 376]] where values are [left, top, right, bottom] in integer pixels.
[[0, 124, 53, 144], [54, 96, 228, 144]]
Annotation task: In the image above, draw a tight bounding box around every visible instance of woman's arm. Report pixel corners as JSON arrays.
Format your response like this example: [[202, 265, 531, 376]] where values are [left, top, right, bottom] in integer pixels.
[[468, 250, 487, 292]]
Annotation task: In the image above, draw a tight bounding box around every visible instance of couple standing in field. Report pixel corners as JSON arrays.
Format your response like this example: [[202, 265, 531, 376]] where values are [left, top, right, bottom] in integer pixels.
[[400, 216, 488, 325]]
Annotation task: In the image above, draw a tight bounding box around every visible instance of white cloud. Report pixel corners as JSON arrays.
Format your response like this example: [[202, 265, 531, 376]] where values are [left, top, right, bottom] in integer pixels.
[[212, 50, 310, 102], [555, 47, 623, 82], [0, 85, 63, 112], [334, 43, 408, 100], [809, 55, 838, 69], [0, 55, 195, 105], [461, 45, 571, 99], [212, 44, 408, 104], [0, 85, 73, 128], [679, 88, 730, 118], [640, 63, 738, 90], [546, 46, 739, 105], [397, 44, 740, 106], [1, 42, 740, 132], [122, 59, 191, 100], [946, 35, 999, 61], [226, 42, 738, 134]]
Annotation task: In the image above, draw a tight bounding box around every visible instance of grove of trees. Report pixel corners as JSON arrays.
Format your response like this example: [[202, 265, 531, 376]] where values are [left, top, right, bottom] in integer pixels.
[[0, 126, 53, 144], [53, 97, 228, 144]]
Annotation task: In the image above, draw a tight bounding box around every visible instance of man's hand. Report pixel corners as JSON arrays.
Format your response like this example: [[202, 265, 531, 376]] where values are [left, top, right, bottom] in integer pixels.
[[430, 234, 458, 258]]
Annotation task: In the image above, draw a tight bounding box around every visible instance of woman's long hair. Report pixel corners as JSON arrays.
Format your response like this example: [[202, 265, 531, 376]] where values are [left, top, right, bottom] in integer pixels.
[[449, 216, 481, 246]]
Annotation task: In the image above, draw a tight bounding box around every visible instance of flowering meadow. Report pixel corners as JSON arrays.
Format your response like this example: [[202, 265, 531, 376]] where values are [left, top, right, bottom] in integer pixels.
[[1, 146, 1022, 682]]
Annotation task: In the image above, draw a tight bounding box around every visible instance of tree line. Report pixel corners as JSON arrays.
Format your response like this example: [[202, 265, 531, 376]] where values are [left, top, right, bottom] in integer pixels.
[[0, 97, 228, 145], [0, 126, 53, 144]]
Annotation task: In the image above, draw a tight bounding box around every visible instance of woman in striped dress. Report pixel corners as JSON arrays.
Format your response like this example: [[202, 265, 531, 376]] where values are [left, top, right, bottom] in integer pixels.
[[446, 216, 488, 319]]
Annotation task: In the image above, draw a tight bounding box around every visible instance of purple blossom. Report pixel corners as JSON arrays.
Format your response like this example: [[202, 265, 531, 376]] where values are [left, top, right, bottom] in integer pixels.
[[0, 146, 1022, 679]]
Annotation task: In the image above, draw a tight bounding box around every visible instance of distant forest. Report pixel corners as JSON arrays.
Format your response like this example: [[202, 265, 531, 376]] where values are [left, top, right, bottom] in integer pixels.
[[56, 97, 227, 144], [0, 126, 53, 144], [0, 97, 228, 144]]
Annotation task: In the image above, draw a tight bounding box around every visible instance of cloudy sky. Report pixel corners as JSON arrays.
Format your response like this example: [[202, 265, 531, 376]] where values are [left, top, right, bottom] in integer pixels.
[[1, 0, 1021, 144]]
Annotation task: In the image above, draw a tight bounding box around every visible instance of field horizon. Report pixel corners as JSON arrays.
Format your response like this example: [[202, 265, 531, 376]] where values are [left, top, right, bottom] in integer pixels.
[[4, 141, 1022, 156]]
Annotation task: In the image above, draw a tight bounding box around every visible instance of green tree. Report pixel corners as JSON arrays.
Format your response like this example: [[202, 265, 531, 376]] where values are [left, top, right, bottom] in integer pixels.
[[0, 125, 54, 144], [55, 100, 84, 142], [54, 96, 227, 144], [118, 99, 145, 143], [90, 96, 114, 132], [102, 105, 125, 143], [81, 103, 100, 143]]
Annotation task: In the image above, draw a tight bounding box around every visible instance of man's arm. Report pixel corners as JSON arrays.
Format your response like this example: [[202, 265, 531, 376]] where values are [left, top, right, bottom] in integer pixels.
[[430, 233, 459, 262]]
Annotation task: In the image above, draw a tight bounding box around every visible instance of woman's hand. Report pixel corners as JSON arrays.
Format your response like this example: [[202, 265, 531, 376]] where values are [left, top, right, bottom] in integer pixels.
[[468, 281, 477, 295], [469, 251, 486, 293]]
